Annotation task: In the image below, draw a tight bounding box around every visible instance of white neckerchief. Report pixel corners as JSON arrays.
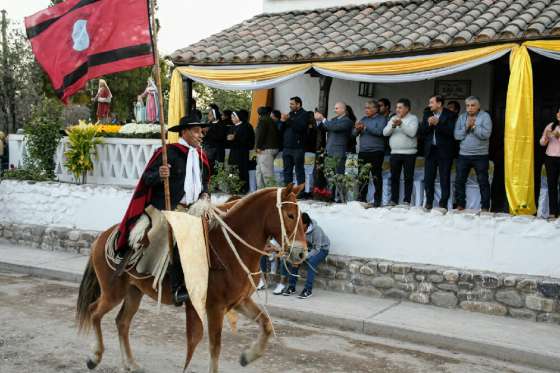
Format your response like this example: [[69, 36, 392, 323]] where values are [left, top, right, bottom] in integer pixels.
[[179, 138, 202, 205], [306, 223, 314, 234]]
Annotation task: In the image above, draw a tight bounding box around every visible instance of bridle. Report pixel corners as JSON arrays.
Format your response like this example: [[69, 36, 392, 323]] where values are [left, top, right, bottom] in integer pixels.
[[206, 187, 304, 287], [275, 187, 303, 262]]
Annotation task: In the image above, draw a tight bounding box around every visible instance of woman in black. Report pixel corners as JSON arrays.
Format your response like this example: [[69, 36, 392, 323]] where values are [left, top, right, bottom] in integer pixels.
[[228, 109, 255, 193], [203, 103, 227, 173]]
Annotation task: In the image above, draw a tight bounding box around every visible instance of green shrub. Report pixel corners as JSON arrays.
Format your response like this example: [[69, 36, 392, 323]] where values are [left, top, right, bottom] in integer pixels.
[[64, 123, 103, 184], [209, 162, 244, 194], [324, 156, 372, 203], [22, 97, 64, 179]]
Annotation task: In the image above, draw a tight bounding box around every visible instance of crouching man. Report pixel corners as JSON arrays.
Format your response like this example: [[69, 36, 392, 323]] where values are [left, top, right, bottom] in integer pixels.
[[275, 212, 330, 299]]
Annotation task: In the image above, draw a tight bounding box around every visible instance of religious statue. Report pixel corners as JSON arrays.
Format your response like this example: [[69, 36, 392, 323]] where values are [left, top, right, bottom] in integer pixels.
[[134, 96, 146, 123], [92, 79, 112, 123], [138, 77, 160, 123]]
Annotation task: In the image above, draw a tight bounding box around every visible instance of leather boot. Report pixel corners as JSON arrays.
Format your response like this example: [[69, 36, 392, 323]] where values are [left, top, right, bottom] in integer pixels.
[[169, 252, 189, 307]]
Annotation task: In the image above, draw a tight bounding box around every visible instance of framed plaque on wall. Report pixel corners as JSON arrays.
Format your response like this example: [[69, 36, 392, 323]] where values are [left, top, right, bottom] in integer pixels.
[[434, 80, 471, 100]]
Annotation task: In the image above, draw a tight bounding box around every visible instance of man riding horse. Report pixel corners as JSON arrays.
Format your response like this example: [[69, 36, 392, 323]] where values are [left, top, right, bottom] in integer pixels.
[[116, 114, 210, 306]]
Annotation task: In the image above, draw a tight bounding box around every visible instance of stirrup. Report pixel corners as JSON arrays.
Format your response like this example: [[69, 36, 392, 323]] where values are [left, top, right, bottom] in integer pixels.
[[173, 287, 189, 307]]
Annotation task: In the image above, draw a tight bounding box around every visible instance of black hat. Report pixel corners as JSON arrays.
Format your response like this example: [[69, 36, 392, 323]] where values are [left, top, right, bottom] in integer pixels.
[[168, 114, 208, 132]]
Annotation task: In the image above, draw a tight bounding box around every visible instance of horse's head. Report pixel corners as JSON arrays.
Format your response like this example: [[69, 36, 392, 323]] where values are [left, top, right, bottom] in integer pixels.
[[265, 184, 307, 265]]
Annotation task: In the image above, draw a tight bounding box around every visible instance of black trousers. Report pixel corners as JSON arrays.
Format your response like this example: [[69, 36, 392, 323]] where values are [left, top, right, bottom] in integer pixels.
[[545, 155, 560, 217], [454, 155, 490, 209], [358, 151, 384, 203], [424, 146, 453, 208], [282, 148, 306, 186], [390, 154, 416, 204]]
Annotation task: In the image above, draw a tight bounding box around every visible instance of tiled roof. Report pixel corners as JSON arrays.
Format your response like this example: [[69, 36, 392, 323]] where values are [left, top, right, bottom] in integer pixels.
[[171, 0, 560, 65]]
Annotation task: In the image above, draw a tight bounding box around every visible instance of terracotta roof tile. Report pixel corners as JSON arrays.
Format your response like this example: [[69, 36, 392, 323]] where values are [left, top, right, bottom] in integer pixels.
[[171, 0, 560, 65]]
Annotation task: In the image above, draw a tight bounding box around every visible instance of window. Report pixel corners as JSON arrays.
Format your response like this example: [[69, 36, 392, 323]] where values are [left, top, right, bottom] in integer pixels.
[[358, 82, 375, 98]]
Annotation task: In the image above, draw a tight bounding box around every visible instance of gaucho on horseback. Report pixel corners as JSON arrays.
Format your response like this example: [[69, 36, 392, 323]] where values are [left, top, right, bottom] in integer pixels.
[[115, 114, 210, 306]]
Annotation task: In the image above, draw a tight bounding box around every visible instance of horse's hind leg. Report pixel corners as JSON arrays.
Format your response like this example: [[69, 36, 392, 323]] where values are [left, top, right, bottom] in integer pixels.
[[207, 306, 225, 373], [87, 293, 125, 369], [116, 286, 144, 372], [235, 297, 273, 367]]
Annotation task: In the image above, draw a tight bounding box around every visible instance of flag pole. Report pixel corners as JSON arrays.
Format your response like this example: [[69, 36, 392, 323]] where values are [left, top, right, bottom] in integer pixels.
[[149, 0, 171, 212]]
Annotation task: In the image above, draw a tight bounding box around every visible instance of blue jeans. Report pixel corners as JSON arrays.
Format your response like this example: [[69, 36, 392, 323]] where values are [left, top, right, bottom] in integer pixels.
[[282, 249, 328, 290], [454, 155, 490, 209]]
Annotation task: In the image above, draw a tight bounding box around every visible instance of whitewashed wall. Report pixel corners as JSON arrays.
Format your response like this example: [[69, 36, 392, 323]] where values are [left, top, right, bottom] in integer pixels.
[[1, 180, 559, 278], [263, 0, 383, 13], [273, 64, 493, 118]]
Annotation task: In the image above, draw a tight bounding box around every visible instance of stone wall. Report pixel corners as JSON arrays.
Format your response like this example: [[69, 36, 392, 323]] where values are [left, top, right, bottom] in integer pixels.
[[2, 222, 559, 324]]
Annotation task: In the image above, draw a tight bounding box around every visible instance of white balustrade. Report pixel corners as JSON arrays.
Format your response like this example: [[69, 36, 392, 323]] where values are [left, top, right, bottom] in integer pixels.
[[8, 134, 161, 187]]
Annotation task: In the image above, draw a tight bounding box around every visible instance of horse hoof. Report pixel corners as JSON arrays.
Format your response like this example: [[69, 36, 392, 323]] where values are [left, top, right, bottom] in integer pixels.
[[239, 352, 249, 367], [86, 358, 98, 370]]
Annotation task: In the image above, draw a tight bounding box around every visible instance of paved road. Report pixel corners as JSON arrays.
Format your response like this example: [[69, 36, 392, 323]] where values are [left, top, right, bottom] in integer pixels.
[[0, 272, 552, 373]]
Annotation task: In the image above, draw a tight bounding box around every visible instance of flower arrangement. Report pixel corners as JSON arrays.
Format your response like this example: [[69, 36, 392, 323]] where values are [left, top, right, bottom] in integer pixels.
[[63, 122, 166, 138]]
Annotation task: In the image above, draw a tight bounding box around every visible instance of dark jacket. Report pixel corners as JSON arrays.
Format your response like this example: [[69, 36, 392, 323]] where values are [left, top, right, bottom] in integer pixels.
[[322, 115, 354, 156], [255, 116, 281, 150], [143, 145, 210, 210], [419, 107, 458, 159], [204, 121, 227, 149], [279, 108, 307, 149], [229, 121, 255, 163]]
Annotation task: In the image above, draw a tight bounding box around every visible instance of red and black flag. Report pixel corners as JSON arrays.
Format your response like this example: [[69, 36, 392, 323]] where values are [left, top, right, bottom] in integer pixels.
[[25, 0, 154, 102]]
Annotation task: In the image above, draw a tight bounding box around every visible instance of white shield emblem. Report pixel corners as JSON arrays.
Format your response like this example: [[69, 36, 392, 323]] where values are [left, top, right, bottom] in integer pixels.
[[72, 19, 90, 52]]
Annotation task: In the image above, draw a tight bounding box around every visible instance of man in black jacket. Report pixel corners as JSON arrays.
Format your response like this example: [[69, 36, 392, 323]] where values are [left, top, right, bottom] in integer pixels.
[[419, 95, 457, 209], [280, 96, 307, 189]]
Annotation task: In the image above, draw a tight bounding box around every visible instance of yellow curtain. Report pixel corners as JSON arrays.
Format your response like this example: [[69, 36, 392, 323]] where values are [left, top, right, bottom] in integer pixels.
[[524, 40, 560, 50], [505, 45, 535, 215], [174, 64, 311, 82], [314, 44, 515, 74], [250, 89, 274, 127], [167, 69, 186, 143]]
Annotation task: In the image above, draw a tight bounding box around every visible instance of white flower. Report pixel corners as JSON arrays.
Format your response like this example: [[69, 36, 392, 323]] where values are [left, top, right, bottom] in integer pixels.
[[118, 123, 166, 135]]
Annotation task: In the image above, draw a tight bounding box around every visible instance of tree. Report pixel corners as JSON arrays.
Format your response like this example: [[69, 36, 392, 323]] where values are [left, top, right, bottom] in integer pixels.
[[193, 83, 252, 114], [0, 15, 44, 133]]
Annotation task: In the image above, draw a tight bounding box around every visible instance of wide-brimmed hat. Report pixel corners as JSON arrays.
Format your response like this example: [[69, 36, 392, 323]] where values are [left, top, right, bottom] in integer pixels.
[[168, 115, 209, 132]]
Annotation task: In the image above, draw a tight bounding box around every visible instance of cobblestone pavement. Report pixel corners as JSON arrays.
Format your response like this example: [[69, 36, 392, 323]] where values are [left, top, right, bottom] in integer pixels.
[[0, 272, 552, 373]]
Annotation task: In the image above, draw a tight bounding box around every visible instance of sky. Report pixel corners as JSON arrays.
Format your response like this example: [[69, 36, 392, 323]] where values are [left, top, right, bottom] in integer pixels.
[[1, 0, 263, 55]]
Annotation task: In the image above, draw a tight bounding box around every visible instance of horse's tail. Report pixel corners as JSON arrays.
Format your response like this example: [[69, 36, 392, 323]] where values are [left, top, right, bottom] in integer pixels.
[[76, 257, 100, 334]]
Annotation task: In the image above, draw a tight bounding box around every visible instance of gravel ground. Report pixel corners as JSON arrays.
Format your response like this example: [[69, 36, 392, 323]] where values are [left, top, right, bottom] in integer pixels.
[[0, 272, 553, 373]]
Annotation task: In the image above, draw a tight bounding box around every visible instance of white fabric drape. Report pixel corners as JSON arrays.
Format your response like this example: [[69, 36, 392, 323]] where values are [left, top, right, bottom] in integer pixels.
[[313, 48, 511, 83], [527, 47, 560, 61], [179, 138, 202, 205]]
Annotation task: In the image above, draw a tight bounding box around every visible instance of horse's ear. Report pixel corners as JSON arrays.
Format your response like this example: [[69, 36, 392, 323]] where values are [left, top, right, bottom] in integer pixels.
[[282, 183, 294, 198], [292, 183, 305, 197]]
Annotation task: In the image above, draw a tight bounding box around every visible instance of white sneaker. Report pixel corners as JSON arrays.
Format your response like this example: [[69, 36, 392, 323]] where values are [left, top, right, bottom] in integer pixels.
[[273, 283, 286, 295], [256, 278, 265, 291]]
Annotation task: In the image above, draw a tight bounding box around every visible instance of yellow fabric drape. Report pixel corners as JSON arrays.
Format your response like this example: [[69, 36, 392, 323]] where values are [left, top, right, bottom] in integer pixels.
[[314, 44, 515, 75], [505, 45, 535, 215], [524, 40, 560, 50], [250, 89, 274, 127], [175, 64, 312, 82], [167, 69, 186, 143]]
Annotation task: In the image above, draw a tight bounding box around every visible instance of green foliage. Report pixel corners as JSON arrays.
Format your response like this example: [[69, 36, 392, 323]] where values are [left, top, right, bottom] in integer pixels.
[[209, 162, 244, 194], [193, 83, 252, 113], [2, 166, 53, 182], [64, 124, 103, 184], [22, 97, 64, 179], [323, 156, 372, 203]]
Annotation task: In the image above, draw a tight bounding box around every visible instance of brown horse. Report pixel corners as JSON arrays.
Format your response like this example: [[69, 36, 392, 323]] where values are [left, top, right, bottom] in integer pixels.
[[76, 184, 307, 373]]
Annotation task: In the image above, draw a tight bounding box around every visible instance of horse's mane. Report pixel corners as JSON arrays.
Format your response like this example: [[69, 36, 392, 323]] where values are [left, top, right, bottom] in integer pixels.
[[224, 187, 279, 217]]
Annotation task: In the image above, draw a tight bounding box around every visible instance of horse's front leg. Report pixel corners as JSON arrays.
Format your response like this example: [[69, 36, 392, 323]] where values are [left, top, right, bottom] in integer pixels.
[[234, 297, 273, 367], [207, 306, 225, 373]]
